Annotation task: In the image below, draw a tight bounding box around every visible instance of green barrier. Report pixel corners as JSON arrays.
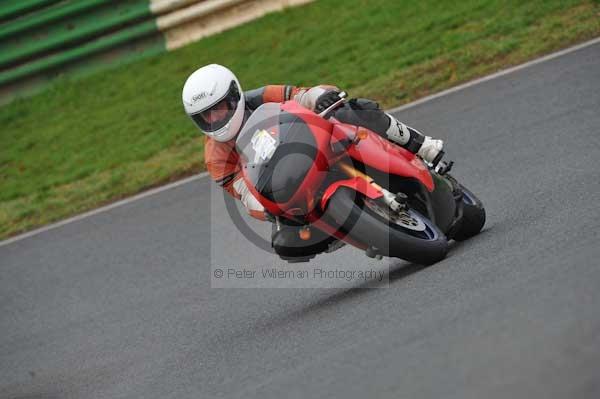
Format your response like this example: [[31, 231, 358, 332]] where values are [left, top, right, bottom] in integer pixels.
[[0, 0, 61, 23], [0, 20, 161, 86], [0, 0, 153, 69], [0, 0, 272, 102], [0, 0, 113, 41]]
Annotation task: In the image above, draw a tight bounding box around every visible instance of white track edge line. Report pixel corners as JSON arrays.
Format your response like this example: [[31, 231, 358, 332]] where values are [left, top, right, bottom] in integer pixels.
[[2, 36, 599, 247], [387, 36, 600, 114], [0, 172, 209, 247]]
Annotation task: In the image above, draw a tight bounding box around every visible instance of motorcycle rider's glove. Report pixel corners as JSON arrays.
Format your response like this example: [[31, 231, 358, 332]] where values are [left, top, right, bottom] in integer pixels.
[[314, 90, 343, 113]]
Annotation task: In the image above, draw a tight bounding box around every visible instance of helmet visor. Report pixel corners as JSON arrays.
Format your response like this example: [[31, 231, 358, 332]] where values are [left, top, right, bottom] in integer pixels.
[[190, 80, 241, 134]]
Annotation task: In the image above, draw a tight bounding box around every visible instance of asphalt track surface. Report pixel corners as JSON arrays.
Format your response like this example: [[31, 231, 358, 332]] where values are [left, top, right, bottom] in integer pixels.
[[2, 42, 600, 399]]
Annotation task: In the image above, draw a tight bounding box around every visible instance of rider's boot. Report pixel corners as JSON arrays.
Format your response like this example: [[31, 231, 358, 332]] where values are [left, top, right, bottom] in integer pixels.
[[385, 113, 444, 165]]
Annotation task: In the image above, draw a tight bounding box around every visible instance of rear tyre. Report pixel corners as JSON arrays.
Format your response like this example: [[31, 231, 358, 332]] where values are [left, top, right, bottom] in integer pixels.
[[323, 187, 448, 265], [453, 185, 486, 241]]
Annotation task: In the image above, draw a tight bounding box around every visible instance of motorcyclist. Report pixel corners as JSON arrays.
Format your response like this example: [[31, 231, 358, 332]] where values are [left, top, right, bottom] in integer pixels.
[[182, 64, 444, 262]]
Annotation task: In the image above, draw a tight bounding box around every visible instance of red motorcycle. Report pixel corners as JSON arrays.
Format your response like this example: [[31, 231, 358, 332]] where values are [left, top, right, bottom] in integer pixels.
[[235, 96, 485, 265]]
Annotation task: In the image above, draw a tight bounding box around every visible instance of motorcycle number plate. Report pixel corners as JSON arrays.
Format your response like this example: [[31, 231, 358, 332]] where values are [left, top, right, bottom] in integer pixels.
[[251, 129, 278, 163]]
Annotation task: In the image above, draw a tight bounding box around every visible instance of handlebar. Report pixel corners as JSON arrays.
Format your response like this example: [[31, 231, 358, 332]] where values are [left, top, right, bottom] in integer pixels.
[[317, 91, 347, 119]]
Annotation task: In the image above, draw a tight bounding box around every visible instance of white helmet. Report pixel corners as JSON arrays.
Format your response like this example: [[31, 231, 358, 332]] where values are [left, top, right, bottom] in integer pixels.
[[182, 64, 245, 142]]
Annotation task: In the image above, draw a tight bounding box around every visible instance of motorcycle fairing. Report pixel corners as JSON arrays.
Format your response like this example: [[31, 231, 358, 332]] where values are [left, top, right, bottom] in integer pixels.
[[237, 102, 333, 216], [320, 177, 383, 210], [330, 121, 435, 192]]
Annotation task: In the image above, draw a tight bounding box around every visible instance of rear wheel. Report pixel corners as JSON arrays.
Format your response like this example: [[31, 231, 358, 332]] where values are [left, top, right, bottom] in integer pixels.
[[324, 188, 448, 265], [453, 185, 486, 241]]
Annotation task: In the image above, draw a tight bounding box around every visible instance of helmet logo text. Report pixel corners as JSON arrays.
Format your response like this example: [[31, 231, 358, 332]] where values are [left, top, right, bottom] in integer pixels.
[[191, 82, 219, 103]]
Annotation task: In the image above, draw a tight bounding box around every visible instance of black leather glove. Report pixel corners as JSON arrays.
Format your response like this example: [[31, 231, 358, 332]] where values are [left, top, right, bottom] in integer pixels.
[[314, 90, 343, 113]]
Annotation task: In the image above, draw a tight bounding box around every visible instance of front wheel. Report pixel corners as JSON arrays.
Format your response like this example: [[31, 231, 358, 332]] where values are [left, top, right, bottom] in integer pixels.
[[323, 188, 448, 265]]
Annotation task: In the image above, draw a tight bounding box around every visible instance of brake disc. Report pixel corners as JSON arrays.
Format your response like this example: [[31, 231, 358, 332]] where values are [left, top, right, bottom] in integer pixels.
[[364, 199, 426, 231]]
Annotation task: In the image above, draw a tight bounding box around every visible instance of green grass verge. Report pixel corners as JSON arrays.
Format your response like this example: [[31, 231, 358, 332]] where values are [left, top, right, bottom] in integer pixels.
[[1, 0, 599, 239]]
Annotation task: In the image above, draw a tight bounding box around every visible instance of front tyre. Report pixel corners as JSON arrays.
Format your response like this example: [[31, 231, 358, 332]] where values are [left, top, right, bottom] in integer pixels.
[[324, 188, 448, 265]]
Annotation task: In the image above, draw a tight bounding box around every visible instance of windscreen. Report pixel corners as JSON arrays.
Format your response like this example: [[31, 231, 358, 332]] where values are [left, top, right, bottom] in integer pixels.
[[236, 103, 317, 204]]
